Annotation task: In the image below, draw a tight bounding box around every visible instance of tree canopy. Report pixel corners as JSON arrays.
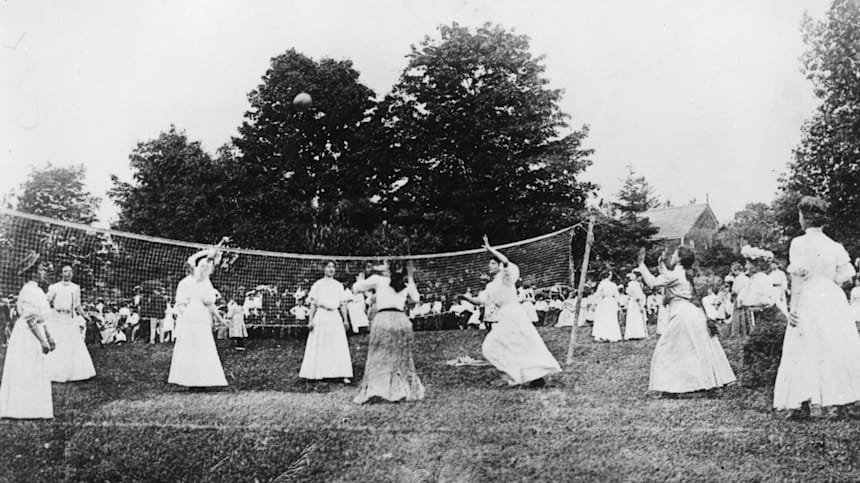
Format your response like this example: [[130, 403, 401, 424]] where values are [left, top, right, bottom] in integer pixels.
[[613, 165, 660, 217], [13, 164, 100, 224], [368, 23, 596, 251], [781, 0, 860, 254], [109, 25, 597, 255], [109, 125, 231, 244]]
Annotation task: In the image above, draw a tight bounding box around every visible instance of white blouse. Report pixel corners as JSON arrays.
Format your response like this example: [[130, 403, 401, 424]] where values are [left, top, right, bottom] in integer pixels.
[[738, 272, 779, 308], [353, 275, 419, 311], [483, 263, 521, 308], [308, 277, 347, 310], [17, 281, 51, 323], [788, 228, 855, 284]]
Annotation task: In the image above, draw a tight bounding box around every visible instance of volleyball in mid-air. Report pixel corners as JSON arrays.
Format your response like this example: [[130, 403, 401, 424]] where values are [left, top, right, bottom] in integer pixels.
[[293, 92, 312, 110]]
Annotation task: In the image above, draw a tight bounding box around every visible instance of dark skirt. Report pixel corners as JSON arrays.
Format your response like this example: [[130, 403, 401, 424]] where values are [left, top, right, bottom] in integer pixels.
[[740, 305, 787, 389], [729, 300, 755, 337], [353, 310, 425, 404]]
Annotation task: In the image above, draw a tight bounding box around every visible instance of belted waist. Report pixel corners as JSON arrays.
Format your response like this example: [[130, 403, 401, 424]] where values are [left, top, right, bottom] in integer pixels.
[[664, 295, 692, 306], [318, 306, 339, 311], [55, 309, 73, 314]]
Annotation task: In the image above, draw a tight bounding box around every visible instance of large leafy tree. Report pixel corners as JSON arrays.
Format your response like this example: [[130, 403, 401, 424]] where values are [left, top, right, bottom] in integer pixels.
[[231, 49, 378, 253], [3, 164, 106, 293], [781, 0, 860, 254], [372, 23, 595, 251], [109, 125, 231, 244], [12, 163, 100, 224], [723, 203, 786, 256]]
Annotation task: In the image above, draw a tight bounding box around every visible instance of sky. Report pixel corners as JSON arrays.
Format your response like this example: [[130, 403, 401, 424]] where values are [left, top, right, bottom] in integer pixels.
[[1, 0, 833, 227]]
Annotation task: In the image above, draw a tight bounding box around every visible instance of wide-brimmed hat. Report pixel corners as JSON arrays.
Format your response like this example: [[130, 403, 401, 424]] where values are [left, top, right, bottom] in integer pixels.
[[15, 250, 40, 276]]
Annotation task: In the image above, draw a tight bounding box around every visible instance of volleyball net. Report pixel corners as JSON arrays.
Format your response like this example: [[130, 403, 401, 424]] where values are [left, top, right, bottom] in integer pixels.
[[0, 208, 576, 328]]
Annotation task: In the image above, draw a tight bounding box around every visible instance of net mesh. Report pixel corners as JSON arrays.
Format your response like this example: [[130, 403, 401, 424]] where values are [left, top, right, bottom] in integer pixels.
[[0, 208, 575, 330]]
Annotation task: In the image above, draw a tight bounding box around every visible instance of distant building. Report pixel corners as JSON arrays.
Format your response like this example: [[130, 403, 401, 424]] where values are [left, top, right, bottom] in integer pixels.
[[642, 204, 720, 250]]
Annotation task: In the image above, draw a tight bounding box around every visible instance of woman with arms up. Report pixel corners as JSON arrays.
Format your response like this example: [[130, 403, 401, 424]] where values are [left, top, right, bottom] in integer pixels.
[[476, 236, 561, 388], [0, 251, 56, 419], [168, 248, 228, 389], [352, 259, 424, 403], [636, 246, 735, 395], [774, 196, 860, 420]]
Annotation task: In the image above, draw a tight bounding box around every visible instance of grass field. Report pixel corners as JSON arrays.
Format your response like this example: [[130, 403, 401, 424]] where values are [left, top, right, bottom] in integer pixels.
[[2, 327, 860, 482]]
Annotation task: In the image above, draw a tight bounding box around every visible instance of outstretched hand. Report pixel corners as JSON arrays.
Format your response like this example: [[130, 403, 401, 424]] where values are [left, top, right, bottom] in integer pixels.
[[482, 235, 491, 250], [406, 261, 416, 278], [636, 247, 646, 266]]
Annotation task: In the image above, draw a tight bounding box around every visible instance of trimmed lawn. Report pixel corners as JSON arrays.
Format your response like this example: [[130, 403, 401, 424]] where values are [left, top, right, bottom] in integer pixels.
[[1, 327, 859, 482]]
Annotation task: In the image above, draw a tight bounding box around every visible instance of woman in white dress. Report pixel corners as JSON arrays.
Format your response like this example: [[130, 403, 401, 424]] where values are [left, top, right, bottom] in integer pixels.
[[45, 265, 95, 382], [637, 246, 736, 395], [624, 272, 649, 340], [160, 303, 176, 343], [592, 272, 622, 342], [0, 251, 56, 419], [476, 236, 561, 387], [226, 295, 247, 351], [168, 249, 228, 389], [554, 293, 577, 328], [774, 196, 860, 420], [299, 261, 353, 383]]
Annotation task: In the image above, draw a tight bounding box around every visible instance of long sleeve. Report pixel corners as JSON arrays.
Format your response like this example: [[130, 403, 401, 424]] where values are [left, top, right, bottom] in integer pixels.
[[353, 275, 381, 294], [405, 280, 420, 304], [637, 263, 679, 289]]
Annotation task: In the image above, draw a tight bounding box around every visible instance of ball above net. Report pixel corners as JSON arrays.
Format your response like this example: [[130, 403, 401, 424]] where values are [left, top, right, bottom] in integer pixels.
[[293, 92, 312, 109]]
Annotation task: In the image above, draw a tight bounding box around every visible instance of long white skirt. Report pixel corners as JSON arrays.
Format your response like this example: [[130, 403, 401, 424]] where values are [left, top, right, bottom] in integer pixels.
[[299, 309, 353, 379], [774, 277, 860, 410], [228, 317, 247, 338], [555, 309, 575, 327], [482, 304, 561, 385], [168, 302, 227, 387], [0, 320, 53, 418], [656, 304, 669, 335], [521, 301, 539, 323], [624, 303, 648, 340], [46, 314, 96, 382], [347, 301, 370, 334], [592, 299, 622, 342], [649, 299, 736, 393]]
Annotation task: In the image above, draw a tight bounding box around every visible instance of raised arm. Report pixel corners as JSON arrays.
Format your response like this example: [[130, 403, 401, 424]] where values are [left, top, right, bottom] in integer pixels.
[[352, 273, 380, 294], [482, 235, 510, 267], [636, 262, 678, 289], [405, 263, 420, 303]]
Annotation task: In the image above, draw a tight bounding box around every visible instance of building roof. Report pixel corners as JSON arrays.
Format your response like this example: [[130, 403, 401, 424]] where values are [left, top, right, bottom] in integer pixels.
[[642, 204, 716, 240]]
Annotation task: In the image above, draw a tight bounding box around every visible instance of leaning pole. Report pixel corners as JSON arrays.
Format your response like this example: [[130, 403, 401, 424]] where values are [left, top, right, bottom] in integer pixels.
[[566, 216, 595, 366]]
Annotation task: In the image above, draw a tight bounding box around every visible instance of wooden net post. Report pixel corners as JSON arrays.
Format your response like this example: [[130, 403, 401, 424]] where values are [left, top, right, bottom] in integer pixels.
[[566, 216, 595, 366]]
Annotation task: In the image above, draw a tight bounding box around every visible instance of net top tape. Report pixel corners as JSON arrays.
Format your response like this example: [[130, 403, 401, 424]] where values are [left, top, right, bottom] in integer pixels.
[[0, 207, 579, 260]]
